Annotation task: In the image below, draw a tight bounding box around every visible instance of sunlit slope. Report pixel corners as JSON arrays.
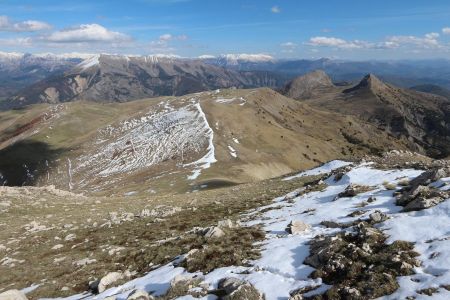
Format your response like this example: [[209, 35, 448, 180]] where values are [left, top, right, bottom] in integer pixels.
[[0, 88, 406, 196]]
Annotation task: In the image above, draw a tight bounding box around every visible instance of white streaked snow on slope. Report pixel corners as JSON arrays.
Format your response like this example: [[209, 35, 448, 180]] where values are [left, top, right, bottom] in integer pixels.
[[185, 102, 216, 180], [59, 161, 450, 300], [75, 98, 215, 183]]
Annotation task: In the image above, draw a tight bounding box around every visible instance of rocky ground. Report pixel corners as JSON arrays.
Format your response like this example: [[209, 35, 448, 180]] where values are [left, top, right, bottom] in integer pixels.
[[1, 151, 450, 300]]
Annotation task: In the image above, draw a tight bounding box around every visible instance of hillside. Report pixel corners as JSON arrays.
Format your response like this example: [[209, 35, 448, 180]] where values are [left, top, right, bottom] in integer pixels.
[[281, 70, 336, 100], [2, 55, 287, 109], [296, 72, 450, 158], [0, 88, 404, 196], [410, 84, 450, 100], [1, 152, 450, 299]]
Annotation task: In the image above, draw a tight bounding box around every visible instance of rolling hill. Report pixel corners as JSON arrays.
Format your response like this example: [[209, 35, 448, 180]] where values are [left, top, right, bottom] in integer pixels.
[[0, 88, 404, 196]]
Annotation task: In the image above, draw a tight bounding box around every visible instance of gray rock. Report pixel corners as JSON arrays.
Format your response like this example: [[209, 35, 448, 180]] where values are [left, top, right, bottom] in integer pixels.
[[225, 282, 264, 300], [285, 220, 311, 234], [90, 272, 124, 294], [369, 211, 387, 223], [204, 226, 225, 239], [218, 277, 246, 294]]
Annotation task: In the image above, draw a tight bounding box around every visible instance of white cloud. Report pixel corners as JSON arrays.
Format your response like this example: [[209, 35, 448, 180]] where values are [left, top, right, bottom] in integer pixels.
[[45, 24, 131, 43], [271, 6, 281, 13], [280, 42, 297, 53], [158, 33, 188, 41], [443, 27, 450, 35], [307, 36, 371, 49], [147, 33, 188, 53], [0, 15, 51, 32], [159, 33, 173, 41], [307, 32, 444, 51], [385, 33, 441, 49]]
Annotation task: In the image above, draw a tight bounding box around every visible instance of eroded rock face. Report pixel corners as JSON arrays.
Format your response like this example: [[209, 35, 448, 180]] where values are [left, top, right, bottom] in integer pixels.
[[303, 222, 420, 299]]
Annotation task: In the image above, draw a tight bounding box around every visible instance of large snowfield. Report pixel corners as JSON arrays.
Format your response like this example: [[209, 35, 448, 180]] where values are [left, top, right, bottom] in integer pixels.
[[56, 161, 450, 300]]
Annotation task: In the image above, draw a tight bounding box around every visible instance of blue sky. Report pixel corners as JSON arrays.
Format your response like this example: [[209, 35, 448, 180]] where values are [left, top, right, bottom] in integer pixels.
[[0, 0, 449, 59]]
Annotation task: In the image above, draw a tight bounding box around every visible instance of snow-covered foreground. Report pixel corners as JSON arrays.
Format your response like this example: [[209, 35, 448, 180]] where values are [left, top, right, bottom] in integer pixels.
[[60, 161, 450, 300]]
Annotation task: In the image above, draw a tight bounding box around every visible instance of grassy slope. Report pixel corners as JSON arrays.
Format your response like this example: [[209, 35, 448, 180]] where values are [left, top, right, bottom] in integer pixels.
[[0, 88, 406, 196]]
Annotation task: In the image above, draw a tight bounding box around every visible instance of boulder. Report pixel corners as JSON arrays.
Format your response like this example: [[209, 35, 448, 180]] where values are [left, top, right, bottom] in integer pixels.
[[285, 220, 311, 234], [226, 283, 264, 300], [217, 278, 264, 300], [0, 290, 28, 300], [218, 277, 246, 294], [90, 272, 124, 294], [369, 211, 387, 223]]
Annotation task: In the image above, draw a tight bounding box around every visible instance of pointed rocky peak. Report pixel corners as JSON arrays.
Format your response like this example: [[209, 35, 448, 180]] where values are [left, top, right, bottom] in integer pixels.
[[344, 73, 388, 94], [283, 70, 335, 100]]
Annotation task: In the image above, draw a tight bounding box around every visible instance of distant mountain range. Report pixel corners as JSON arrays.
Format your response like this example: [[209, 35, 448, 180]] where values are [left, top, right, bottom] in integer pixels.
[[1, 54, 288, 109], [1, 52, 450, 106], [0, 52, 88, 99]]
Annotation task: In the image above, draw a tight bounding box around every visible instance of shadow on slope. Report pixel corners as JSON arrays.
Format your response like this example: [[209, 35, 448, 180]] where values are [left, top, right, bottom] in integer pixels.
[[0, 140, 66, 186]]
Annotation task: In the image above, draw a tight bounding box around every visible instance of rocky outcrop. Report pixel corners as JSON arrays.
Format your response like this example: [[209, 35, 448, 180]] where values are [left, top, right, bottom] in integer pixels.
[[216, 278, 265, 300], [396, 168, 450, 211], [303, 222, 420, 299]]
